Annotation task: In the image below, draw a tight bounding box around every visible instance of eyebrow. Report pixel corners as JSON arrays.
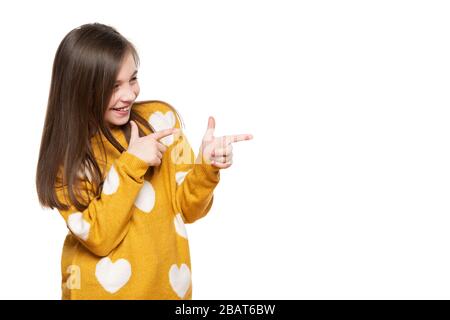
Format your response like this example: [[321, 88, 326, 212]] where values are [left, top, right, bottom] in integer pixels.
[[115, 70, 138, 84]]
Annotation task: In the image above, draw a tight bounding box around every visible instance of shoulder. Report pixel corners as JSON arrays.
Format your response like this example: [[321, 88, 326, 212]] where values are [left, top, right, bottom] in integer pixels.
[[132, 99, 183, 129]]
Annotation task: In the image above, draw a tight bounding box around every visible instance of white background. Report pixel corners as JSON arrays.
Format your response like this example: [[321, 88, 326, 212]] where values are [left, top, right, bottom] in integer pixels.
[[0, 0, 449, 299]]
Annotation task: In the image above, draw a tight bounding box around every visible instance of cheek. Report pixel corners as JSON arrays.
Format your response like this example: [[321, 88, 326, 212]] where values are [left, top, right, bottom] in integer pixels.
[[134, 83, 140, 96], [104, 108, 112, 120], [108, 92, 119, 108]]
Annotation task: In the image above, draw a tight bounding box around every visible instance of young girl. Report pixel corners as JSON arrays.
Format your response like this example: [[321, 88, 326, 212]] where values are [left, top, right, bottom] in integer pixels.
[[36, 23, 253, 299]]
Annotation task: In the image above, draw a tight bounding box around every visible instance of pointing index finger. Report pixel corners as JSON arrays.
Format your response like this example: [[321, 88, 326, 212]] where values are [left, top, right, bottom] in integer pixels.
[[226, 134, 253, 144], [150, 128, 179, 141]]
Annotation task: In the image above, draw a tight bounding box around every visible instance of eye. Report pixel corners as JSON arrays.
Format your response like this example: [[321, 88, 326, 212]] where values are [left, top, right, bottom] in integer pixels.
[[131, 77, 138, 82]]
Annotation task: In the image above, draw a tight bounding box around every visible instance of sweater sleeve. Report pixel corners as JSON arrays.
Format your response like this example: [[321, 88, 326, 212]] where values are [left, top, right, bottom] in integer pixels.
[[170, 123, 221, 224], [55, 151, 149, 256]]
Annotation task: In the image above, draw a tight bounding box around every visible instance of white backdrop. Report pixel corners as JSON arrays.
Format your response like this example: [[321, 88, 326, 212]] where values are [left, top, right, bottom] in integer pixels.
[[0, 0, 449, 299]]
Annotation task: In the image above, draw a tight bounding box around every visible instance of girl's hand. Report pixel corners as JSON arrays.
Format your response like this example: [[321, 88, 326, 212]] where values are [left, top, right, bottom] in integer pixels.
[[197, 116, 253, 169], [127, 120, 179, 166]]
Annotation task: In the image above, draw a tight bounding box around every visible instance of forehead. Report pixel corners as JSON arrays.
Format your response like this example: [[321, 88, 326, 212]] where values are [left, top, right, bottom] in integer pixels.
[[116, 53, 137, 81]]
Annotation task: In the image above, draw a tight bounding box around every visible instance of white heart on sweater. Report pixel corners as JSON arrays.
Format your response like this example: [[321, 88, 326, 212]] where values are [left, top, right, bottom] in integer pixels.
[[148, 111, 176, 146], [77, 165, 93, 183], [67, 212, 90, 241], [95, 257, 131, 294], [175, 170, 190, 185], [102, 165, 119, 195], [174, 213, 188, 239], [134, 181, 155, 213], [169, 264, 191, 299]]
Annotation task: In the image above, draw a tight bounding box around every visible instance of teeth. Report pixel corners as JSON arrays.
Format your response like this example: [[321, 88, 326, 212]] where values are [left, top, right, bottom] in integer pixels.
[[113, 106, 130, 111]]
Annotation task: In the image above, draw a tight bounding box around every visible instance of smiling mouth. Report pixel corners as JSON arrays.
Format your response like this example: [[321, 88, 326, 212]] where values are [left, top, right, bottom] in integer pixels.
[[111, 105, 131, 112]]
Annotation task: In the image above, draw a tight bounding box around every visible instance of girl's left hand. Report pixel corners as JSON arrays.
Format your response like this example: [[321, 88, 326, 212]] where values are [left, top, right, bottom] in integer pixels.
[[196, 116, 253, 169]]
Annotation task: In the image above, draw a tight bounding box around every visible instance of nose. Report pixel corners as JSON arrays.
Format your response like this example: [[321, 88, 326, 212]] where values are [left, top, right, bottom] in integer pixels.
[[121, 87, 137, 102]]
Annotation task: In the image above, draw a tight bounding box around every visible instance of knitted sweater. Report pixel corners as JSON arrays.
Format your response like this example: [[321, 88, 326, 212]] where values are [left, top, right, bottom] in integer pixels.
[[55, 100, 220, 299]]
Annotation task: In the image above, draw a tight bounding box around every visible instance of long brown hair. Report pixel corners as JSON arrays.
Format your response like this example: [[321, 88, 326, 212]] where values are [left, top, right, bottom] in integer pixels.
[[36, 23, 183, 212]]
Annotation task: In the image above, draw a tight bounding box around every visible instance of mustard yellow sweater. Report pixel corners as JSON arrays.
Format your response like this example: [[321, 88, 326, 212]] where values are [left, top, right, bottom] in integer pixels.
[[55, 101, 220, 299]]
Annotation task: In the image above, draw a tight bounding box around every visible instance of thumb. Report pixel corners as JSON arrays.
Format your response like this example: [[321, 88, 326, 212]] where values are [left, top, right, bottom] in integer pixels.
[[203, 116, 215, 141], [129, 120, 139, 144]]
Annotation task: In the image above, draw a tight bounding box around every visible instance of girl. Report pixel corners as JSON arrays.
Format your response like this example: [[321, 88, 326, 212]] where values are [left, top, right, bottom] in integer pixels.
[[36, 22, 253, 299]]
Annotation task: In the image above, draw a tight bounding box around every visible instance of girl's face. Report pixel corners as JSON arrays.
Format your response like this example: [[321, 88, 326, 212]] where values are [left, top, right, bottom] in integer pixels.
[[104, 52, 140, 127]]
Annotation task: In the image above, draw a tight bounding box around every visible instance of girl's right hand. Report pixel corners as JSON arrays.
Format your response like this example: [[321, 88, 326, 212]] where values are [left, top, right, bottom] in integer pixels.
[[127, 120, 179, 166]]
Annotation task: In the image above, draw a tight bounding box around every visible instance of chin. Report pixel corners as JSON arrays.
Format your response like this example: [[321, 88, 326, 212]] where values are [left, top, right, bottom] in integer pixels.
[[105, 113, 130, 128], [115, 119, 129, 128], [117, 117, 130, 126]]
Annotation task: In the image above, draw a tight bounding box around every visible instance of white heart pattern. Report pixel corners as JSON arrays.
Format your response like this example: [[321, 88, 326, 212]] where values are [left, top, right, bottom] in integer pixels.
[[77, 165, 92, 183], [169, 264, 191, 299], [134, 181, 156, 213], [175, 170, 190, 185], [174, 213, 188, 239], [95, 257, 132, 294], [102, 165, 119, 195], [148, 111, 176, 146], [67, 212, 90, 241]]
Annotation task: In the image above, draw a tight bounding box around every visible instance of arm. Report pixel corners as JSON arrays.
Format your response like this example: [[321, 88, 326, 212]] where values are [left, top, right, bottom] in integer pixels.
[[171, 131, 220, 224], [170, 113, 252, 224], [56, 151, 149, 256]]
